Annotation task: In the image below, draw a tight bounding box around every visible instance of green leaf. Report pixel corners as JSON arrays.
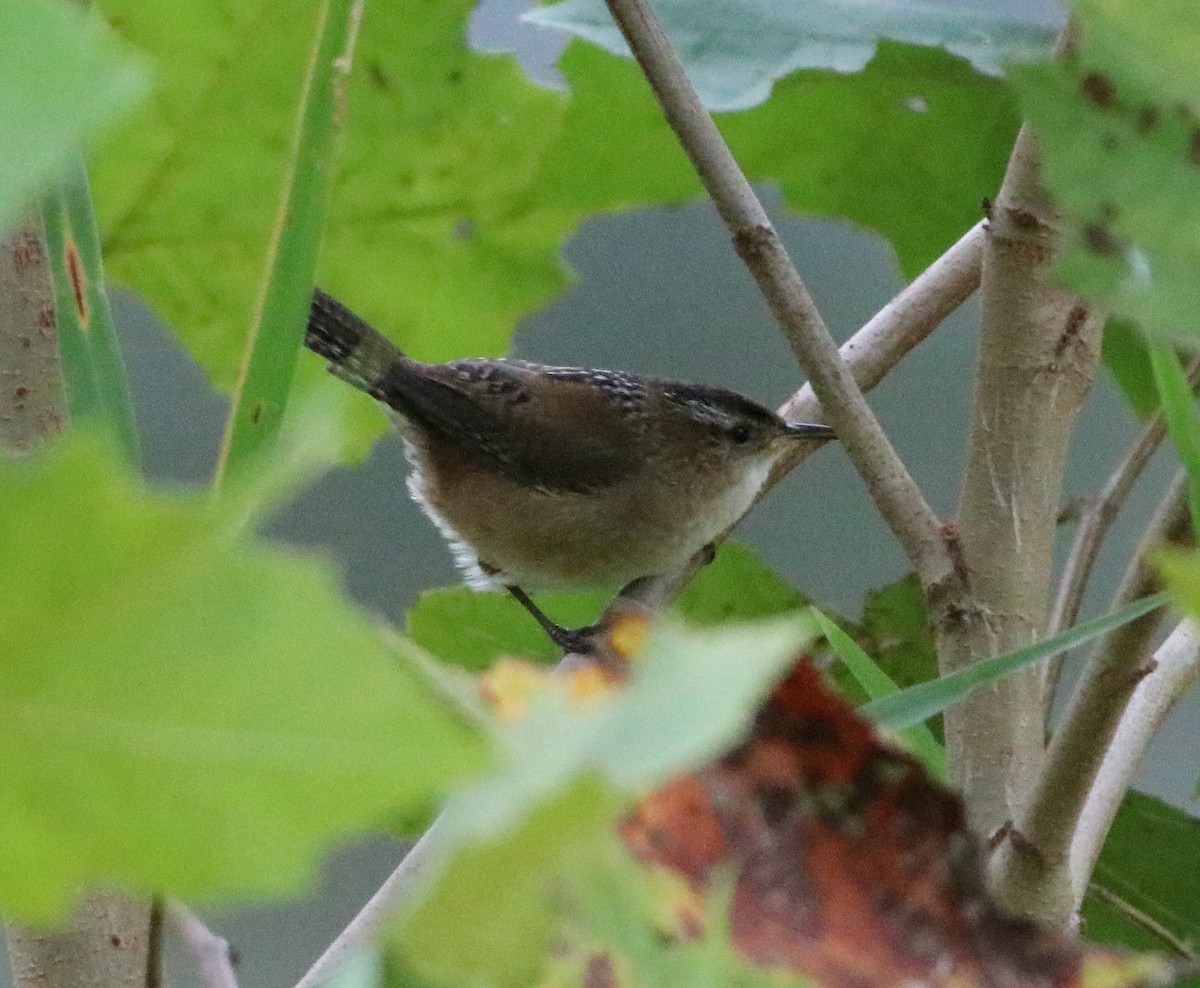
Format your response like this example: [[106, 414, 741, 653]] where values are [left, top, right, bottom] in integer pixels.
[[216, 0, 364, 483], [0, 433, 484, 920], [856, 573, 940, 692], [1103, 320, 1159, 419], [1149, 343, 1200, 531], [93, 0, 1015, 455], [527, 0, 1055, 110], [398, 614, 814, 985], [863, 592, 1169, 729], [0, 0, 146, 232], [1011, 2, 1200, 345], [675, 541, 806, 625], [812, 609, 946, 779], [1156, 547, 1200, 620], [406, 542, 803, 670], [1083, 792, 1200, 976]]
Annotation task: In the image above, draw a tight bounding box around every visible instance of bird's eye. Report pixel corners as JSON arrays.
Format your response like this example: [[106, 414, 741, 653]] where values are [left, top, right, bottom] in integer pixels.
[[730, 424, 751, 444]]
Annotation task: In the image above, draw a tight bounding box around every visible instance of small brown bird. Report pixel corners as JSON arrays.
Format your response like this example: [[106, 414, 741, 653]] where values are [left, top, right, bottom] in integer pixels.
[[306, 289, 834, 652]]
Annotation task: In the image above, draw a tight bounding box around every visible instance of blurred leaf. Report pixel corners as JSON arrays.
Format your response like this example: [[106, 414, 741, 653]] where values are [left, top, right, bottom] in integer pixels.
[[406, 542, 803, 670], [398, 780, 617, 988], [398, 614, 813, 985], [0, 432, 483, 920], [527, 0, 1056, 111], [1103, 320, 1159, 419], [93, 0, 1015, 457], [1011, 2, 1200, 346], [812, 609, 946, 779], [0, 0, 145, 232], [1083, 791, 1200, 982], [1150, 343, 1200, 530], [864, 592, 1168, 729]]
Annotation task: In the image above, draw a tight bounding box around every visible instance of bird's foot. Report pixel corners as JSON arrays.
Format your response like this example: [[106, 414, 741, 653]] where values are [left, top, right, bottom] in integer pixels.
[[546, 622, 602, 656]]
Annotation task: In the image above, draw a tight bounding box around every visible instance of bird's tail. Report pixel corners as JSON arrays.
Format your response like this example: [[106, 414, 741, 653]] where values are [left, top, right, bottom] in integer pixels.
[[306, 289, 404, 393]]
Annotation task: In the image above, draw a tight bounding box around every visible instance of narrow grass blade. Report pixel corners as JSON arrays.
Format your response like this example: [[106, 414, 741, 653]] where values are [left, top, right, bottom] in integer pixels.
[[1150, 343, 1200, 533], [40, 188, 103, 428], [864, 593, 1169, 729], [40, 155, 139, 463], [215, 0, 365, 486], [812, 609, 946, 780]]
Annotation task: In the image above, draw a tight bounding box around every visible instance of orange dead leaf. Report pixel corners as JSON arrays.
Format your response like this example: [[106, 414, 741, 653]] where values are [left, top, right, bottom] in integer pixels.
[[619, 660, 1163, 988]]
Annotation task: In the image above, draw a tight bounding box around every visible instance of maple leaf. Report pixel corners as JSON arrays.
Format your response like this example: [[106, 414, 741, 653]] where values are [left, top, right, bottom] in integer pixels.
[[619, 660, 1161, 988]]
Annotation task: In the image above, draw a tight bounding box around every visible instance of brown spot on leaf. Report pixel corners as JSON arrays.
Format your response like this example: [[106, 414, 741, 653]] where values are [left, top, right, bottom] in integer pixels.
[[1080, 71, 1116, 108], [250, 402, 265, 425], [1083, 223, 1121, 256], [583, 953, 617, 988], [368, 61, 391, 91], [14, 386, 28, 399], [66, 240, 89, 326], [1136, 105, 1160, 133], [109, 935, 122, 948]]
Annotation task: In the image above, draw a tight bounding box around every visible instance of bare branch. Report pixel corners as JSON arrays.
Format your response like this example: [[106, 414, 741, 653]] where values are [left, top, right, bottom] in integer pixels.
[[1050, 357, 1200, 639], [936, 99, 1105, 856], [0, 218, 65, 450], [991, 473, 1190, 924], [168, 902, 241, 988], [1070, 619, 1200, 908], [770, 221, 985, 486], [600, 0, 956, 591], [294, 819, 447, 988]]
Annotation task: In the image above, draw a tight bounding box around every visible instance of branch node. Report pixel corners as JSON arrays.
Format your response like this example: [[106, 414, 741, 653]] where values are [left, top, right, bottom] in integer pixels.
[[731, 223, 775, 263]]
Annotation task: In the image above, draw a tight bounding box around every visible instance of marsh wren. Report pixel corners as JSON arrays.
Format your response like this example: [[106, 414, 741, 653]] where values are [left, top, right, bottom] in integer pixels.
[[306, 289, 834, 652]]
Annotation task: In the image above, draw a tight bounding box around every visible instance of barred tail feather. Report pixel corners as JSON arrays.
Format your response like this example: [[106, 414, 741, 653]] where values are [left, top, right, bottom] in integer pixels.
[[306, 289, 403, 392]]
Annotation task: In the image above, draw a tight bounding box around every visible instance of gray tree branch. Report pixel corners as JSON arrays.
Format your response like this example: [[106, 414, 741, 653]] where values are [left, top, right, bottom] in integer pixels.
[[935, 97, 1105, 869], [599, 0, 958, 593], [992, 472, 1190, 923]]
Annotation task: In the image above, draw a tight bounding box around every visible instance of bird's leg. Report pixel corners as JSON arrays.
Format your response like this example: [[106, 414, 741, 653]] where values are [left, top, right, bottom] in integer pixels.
[[506, 585, 600, 655]]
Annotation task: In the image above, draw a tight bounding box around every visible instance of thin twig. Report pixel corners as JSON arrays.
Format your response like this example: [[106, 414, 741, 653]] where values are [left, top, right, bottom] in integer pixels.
[[992, 473, 1191, 921], [769, 221, 985, 488], [167, 902, 240, 988], [600, 0, 954, 592], [625, 222, 985, 613], [1050, 356, 1200, 639], [1086, 882, 1197, 960], [293, 819, 447, 988], [1069, 616, 1200, 908]]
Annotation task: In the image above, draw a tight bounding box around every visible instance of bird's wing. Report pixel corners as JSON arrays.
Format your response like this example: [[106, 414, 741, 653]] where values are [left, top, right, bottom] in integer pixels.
[[371, 358, 643, 494]]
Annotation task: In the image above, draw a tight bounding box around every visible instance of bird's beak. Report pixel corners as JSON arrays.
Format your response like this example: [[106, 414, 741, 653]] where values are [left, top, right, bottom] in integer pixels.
[[784, 421, 835, 439]]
